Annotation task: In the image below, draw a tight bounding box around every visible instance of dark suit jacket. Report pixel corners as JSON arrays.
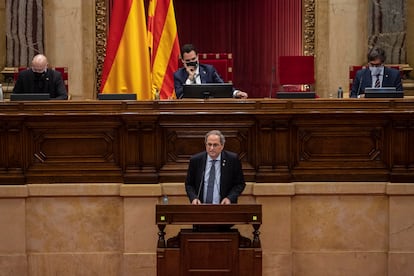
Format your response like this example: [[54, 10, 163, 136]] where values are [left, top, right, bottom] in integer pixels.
[[185, 150, 246, 203], [350, 67, 403, 98], [174, 63, 224, 99], [13, 69, 68, 100]]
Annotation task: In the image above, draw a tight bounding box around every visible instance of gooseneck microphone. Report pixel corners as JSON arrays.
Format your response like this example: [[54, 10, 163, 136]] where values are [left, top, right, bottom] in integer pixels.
[[356, 71, 365, 98], [196, 167, 205, 201], [269, 66, 275, 98]]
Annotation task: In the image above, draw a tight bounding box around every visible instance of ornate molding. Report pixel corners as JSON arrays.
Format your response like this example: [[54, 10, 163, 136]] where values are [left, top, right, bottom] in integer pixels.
[[95, 0, 107, 94], [303, 0, 315, 56]]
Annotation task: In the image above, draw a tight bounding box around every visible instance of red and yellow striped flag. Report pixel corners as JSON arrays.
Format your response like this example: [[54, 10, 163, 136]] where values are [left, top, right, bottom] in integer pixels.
[[100, 0, 151, 100], [148, 0, 180, 99]]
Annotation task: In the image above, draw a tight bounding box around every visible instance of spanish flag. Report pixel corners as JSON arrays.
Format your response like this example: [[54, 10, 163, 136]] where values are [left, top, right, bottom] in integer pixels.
[[148, 0, 180, 99], [100, 0, 151, 100]]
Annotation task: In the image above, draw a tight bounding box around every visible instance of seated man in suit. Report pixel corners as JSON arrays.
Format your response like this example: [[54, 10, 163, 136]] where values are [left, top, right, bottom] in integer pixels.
[[350, 47, 403, 98], [174, 44, 248, 99], [185, 130, 246, 205], [13, 54, 68, 100]]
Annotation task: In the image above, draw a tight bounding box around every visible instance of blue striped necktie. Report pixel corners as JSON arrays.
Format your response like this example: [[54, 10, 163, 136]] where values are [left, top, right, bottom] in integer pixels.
[[205, 160, 217, 203]]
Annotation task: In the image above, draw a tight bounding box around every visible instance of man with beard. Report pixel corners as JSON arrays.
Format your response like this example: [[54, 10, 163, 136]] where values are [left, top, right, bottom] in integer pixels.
[[174, 44, 248, 99], [12, 54, 68, 100], [185, 130, 246, 205], [350, 47, 403, 98]]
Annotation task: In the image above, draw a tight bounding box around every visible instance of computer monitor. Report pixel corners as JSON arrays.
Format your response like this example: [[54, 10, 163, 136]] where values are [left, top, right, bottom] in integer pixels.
[[276, 91, 316, 99], [10, 93, 50, 101], [364, 87, 403, 98], [98, 93, 137, 100], [182, 83, 233, 99]]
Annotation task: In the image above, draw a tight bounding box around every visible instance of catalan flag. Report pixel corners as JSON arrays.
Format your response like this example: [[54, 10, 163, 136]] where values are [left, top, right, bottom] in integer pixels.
[[100, 0, 151, 99], [148, 0, 180, 99]]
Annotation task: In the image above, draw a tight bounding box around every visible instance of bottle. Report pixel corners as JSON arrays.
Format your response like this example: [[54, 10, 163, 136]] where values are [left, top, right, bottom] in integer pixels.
[[337, 86, 343, 98], [0, 84, 3, 101], [162, 194, 169, 204]]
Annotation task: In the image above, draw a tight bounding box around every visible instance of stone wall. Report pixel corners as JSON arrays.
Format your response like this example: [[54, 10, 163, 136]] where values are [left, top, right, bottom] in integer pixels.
[[1, 182, 413, 275]]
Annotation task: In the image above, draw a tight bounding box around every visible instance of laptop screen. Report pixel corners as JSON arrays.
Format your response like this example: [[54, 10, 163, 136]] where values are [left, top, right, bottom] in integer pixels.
[[10, 93, 50, 101], [364, 87, 403, 98]]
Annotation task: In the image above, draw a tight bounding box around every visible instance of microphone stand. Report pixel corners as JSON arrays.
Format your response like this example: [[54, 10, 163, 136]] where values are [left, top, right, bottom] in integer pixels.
[[269, 66, 275, 98]]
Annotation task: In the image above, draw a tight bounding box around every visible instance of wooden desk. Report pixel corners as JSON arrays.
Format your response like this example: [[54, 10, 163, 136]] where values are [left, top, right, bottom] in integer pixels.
[[0, 98, 413, 184], [155, 204, 262, 276]]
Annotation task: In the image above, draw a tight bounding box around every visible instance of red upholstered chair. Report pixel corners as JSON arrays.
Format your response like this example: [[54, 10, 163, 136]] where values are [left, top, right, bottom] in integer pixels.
[[278, 55, 315, 95], [349, 65, 401, 91], [198, 53, 233, 83], [14, 66, 69, 94]]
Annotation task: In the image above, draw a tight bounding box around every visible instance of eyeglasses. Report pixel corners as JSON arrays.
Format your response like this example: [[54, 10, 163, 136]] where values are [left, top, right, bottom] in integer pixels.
[[206, 143, 221, 148]]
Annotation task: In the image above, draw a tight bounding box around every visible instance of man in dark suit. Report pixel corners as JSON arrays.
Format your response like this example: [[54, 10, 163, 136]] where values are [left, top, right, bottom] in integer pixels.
[[174, 44, 248, 99], [185, 130, 246, 205], [13, 54, 68, 100], [350, 47, 403, 98]]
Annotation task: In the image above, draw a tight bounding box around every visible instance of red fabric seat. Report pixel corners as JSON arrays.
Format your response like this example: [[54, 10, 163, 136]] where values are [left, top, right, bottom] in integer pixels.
[[277, 55, 315, 97], [198, 53, 233, 83]]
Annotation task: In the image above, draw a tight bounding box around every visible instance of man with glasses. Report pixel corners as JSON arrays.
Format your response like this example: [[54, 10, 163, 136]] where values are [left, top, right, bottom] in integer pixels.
[[350, 47, 403, 98], [13, 54, 68, 99], [185, 130, 246, 205], [174, 44, 248, 99]]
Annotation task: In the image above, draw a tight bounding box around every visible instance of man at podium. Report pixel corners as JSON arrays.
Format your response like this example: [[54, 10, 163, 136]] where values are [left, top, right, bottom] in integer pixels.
[[185, 130, 246, 205]]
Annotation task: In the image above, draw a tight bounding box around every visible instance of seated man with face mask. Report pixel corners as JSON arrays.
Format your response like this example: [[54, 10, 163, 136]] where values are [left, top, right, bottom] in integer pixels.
[[12, 54, 68, 100], [173, 44, 248, 99], [350, 47, 403, 98]]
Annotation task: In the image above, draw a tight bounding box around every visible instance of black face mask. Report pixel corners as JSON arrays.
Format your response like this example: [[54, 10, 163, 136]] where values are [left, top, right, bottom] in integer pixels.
[[186, 61, 198, 67], [34, 72, 45, 79]]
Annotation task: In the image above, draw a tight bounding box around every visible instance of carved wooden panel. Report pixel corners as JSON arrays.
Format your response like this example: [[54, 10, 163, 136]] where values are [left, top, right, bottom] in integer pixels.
[[23, 117, 124, 183], [1, 100, 414, 183]]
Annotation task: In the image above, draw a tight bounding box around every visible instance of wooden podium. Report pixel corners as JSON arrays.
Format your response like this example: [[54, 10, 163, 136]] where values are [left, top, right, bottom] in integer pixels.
[[156, 204, 262, 276]]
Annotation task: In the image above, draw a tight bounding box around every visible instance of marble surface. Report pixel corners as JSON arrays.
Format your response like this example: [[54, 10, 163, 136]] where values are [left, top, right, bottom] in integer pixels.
[[0, 182, 413, 275]]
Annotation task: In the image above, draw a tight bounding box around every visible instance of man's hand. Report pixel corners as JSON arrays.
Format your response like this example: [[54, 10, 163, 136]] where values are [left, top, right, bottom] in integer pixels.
[[235, 91, 248, 99], [220, 197, 231, 204], [185, 64, 196, 81], [192, 198, 202, 205]]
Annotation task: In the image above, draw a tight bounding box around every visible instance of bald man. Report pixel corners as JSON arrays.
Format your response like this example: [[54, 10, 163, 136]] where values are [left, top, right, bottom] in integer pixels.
[[13, 54, 68, 100]]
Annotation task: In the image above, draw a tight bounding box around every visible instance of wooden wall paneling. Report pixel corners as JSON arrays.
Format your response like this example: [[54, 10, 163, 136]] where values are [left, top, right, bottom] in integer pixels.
[[158, 114, 256, 182], [291, 114, 390, 181], [255, 116, 291, 182], [1, 100, 414, 184], [389, 114, 414, 182], [22, 116, 124, 183], [0, 118, 25, 184], [123, 116, 159, 184]]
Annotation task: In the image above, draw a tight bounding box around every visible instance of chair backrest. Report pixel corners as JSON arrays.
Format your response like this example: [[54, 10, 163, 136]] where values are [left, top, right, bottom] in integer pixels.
[[278, 56, 315, 92], [198, 53, 233, 83], [349, 65, 401, 91], [14, 66, 69, 93]]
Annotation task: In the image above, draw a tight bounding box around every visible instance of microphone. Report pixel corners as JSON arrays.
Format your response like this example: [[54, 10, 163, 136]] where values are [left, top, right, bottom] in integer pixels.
[[356, 73, 364, 98], [196, 168, 205, 201], [269, 66, 275, 98]]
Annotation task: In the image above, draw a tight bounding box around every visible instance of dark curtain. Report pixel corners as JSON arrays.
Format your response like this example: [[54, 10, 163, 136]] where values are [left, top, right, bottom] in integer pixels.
[[174, 0, 303, 98]]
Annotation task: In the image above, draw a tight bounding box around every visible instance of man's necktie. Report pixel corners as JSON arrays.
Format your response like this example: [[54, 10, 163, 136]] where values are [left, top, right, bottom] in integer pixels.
[[205, 160, 217, 203], [375, 74, 381, 88]]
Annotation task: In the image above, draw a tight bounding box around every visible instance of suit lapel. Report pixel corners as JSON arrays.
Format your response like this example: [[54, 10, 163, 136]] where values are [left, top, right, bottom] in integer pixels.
[[200, 65, 207, 83]]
